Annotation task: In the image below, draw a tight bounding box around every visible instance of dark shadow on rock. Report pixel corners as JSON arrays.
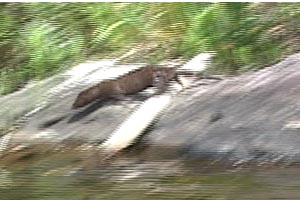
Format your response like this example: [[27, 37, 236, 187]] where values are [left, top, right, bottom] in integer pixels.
[[68, 98, 108, 123], [209, 111, 224, 124], [39, 115, 68, 129], [67, 94, 150, 124]]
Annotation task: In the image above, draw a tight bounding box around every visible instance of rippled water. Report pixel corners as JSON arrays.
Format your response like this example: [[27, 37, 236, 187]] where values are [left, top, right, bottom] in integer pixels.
[[1, 146, 300, 200]]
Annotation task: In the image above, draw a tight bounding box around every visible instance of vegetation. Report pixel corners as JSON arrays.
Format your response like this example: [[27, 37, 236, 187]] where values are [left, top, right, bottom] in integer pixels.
[[1, 2, 300, 95]]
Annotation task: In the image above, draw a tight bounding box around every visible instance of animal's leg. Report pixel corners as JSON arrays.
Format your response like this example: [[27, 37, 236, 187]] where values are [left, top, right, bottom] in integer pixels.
[[173, 74, 185, 89], [152, 71, 168, 95]]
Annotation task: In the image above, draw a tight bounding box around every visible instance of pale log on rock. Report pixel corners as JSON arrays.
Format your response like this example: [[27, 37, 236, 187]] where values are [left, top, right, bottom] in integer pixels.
[[99, 94, 172, 154]]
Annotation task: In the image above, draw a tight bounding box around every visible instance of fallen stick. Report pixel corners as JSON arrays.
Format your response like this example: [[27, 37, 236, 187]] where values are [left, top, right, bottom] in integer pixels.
[[0, 133, 11, 157], [99, 94, 172, 154]]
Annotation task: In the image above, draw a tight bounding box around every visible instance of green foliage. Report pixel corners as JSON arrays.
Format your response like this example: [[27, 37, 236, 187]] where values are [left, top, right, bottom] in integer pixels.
[[22, 21, 84, 78], [184, 3, 283, 74], [0, 3, 300, 94]]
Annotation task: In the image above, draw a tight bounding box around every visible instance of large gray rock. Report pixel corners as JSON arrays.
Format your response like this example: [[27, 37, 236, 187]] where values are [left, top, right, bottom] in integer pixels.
[[8, 62, 149, 145], [0, 59, 148, 132], [6, 53, 300, 166], [144, 53, 300, 164]]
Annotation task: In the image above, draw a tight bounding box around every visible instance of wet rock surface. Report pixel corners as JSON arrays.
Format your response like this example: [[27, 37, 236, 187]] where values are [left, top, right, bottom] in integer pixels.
[[5, 61, 150, 145], [144, 53, 300, 164], [3, 54, 300, 166]]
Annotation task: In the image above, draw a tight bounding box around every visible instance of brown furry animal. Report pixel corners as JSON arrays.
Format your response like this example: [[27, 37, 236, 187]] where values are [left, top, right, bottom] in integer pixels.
[[72, 66, 183, 109]]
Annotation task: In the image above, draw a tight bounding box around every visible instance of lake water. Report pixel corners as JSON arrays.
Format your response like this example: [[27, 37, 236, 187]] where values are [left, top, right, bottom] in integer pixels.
[[1, 145, 300, 200]]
